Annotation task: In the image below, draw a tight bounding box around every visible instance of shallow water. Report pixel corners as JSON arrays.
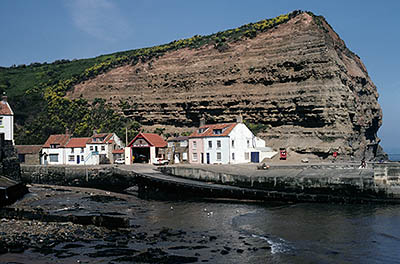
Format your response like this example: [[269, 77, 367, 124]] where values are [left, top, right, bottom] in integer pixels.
[[140, 200, 400, 263], [2, 186, 400, 263]]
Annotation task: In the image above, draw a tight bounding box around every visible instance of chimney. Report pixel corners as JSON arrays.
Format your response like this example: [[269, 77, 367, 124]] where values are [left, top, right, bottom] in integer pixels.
[[93, 129, 98, 135], [236, 114, 243, 123], [199, 117, 206, 127], [65, 128, 70, 135], [2, 92, 7, 103]]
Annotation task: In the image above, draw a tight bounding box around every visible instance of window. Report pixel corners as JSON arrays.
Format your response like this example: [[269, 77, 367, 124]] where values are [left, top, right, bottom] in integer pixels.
[[182, 152, 188, 160], [101, 146, 105, 151], [90, 146, 94, 151], [81, 148, 84, 153], [0, 117, 3, 126], [50, 144, 59, 149], [247, 139, 250, 148], [213, 129, 222, 135], [68, 155, 75, 162], [81, 155, 84, 161], [192, 152, 198, 161], [232, 152, 235, 160], [198, 127, 208, 134], [18, 154, 25, 163], [217, 140, 221, 149], [168, 142, 173, 147], [232, 140, 235, 148], [193, 141, 197, 150], [95, 146, 98, 152], [245, 152, 250, 160], [71, 148, 74, 153], [208, 141, 212, 149], [216, 152, 222, 161], [49, 154, 58, 162], [180, 141, 188, 147]]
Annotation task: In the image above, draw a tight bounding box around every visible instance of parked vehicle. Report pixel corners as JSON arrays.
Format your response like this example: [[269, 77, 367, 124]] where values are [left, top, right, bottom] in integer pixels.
[[153, 157, 169, 165], [114, 158, 125, 164]]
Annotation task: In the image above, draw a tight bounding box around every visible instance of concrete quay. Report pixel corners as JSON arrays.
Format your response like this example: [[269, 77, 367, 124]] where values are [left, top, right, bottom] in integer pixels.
[[18, 162, 400, 203]]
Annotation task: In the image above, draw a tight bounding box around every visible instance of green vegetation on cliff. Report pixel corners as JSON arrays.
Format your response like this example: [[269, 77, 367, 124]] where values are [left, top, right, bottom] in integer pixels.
[[0, 10, 304, 144]]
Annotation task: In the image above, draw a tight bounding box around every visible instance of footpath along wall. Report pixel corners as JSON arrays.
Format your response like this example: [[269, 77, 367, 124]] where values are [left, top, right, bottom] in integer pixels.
[[161, 163, 400, 201]]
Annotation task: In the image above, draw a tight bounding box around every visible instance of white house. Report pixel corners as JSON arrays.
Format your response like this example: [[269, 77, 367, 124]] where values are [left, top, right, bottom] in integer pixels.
[[41, 134, 72, 165], [86, 133, 124, 165], [0, 96, 14, 143], [65, 137, 91, 165], [188, 122, 277, 165], [41, 132, 124, 165]]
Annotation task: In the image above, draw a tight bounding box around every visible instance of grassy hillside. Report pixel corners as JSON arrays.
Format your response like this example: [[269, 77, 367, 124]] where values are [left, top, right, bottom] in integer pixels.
[[0, 10, 304, 144]]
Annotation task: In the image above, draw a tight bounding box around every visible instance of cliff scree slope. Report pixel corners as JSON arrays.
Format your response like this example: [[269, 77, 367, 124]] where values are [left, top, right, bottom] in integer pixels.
[[68, 12, 383, 159]]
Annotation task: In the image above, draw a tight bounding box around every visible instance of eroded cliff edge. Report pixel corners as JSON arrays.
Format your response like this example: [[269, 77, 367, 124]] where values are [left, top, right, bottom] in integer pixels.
[[68, 12, 384, 160]]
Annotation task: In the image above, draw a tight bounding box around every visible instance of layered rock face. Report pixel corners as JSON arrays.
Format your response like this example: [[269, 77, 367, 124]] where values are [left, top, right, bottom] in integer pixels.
[[68, 12, 384, 160]]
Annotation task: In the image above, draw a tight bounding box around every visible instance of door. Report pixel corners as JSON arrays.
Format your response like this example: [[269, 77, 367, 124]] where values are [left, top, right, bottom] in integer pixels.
[[201, 153, 204, 164], [206, 153, 210, 164], [77, 155, 80, 164], [251, 152, 259, 163], [174, 153, 180, 164]]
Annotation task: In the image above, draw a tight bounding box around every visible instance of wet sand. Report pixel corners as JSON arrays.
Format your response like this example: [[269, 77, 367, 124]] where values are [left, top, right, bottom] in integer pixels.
[[0, 184, 273, 263]]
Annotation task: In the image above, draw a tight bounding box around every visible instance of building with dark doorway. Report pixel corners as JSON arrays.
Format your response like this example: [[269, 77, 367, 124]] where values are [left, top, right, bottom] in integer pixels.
[[125, 133, 167, 164]]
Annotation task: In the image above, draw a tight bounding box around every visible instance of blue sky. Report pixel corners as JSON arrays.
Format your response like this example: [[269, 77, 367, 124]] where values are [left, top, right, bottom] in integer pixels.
[[0, 0, 399, 152]]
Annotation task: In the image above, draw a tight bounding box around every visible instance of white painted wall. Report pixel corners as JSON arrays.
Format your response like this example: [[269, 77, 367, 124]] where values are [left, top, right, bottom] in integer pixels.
[[65, 147, 90, 165], [41, 148, 66, 165], [203, 137, 230, 164], [0, 115, 13, 142], [228, 123, 256, 164]]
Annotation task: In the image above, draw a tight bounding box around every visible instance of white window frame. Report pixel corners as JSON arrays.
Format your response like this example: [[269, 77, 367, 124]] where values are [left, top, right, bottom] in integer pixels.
[[232, 140, 235, 148], [245, 152, 250, 160], [232, 152, 235, 160], [193, 141, 197, 150], [182, 152, 188, 160], [192, 152, 198, 161], [217, 140, 221, 149], [68, 155, 75, 162], [208, 140, 212, 149], [216, 152, 222, 161]]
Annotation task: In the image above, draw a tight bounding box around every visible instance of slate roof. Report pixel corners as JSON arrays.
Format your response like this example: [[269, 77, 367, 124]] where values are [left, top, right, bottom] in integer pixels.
[[15, 145, 42, 154], [42, 134, 71, 148], [189, 123, 237, 138], [65, 137, 91, 148], [128, 133, 167, 148]]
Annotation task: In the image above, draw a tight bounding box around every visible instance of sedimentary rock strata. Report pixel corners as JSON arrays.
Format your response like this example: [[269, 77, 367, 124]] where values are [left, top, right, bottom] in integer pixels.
[[68, 12, 383, 159]]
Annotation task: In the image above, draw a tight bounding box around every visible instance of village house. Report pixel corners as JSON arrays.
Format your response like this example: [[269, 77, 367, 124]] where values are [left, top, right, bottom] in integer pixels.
[[166, 136, 189, 164], [0, 95, 14, 143], [125, 133, 167, 165], [15, 145, 42, 165], [41, 132, 124, 165], [188, 119, 276, 165], [41, 134, 71, 165], [86, 133, 124, 164], [65, 137, 91, 165]]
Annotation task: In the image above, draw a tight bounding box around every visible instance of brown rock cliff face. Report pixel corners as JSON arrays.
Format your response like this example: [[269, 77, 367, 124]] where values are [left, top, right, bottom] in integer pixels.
[[68, 13, 383, 160]]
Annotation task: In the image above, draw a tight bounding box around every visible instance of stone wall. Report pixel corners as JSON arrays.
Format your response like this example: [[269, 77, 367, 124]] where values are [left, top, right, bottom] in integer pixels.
[[161, 164, 399, 200], [20, 165, 136, 191], [0, 134, 21, 181]]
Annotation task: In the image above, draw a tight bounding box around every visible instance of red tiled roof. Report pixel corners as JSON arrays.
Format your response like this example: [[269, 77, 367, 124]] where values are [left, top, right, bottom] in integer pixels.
[[89, 133, 113, 144], [42, 134, 71, 148], [112, 149, 124, 154], [65, 137, 91, 148], [0, 101, 13, 115], [15, 145, 42, 154], [128, 133, 167, 148], [189, 123, 237, 138]]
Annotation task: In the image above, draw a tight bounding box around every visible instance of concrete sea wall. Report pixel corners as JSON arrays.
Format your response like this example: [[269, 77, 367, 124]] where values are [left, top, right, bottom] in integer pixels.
[[161, 164, 400, 201]]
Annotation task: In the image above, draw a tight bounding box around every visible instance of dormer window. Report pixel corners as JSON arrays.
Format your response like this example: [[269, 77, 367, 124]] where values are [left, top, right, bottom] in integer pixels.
[[213, 129, 222, 135], [50, 144, 59, 149], [198, 127, 208, 134]]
